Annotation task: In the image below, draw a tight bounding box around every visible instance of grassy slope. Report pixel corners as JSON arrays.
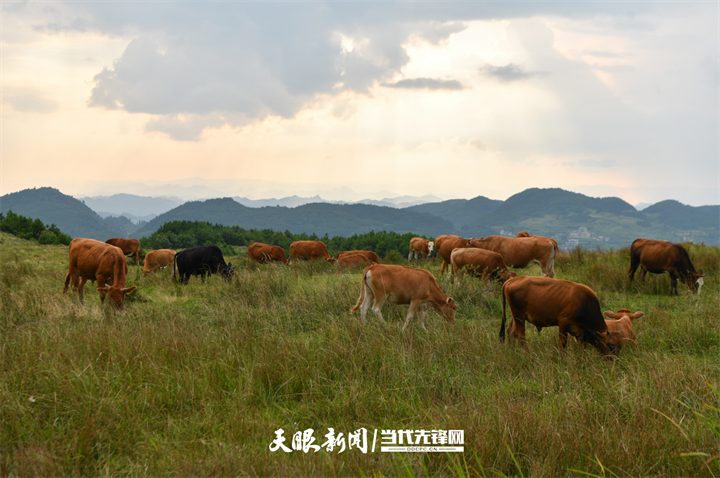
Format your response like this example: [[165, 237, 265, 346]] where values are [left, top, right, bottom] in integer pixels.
[[1, 232, 718, 476]]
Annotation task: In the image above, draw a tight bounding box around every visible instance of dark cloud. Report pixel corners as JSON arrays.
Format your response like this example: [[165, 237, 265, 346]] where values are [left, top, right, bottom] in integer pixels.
[[382, 78, 463, 90], [479, 63, 548, 83]]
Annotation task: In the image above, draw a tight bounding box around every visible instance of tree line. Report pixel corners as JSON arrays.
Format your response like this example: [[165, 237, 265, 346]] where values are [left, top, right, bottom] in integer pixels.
[[0, 210, 72, 245], [140, 220, 430, 258]]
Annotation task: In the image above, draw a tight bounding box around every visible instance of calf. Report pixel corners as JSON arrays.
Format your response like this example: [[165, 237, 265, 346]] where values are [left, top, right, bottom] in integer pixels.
[[351, 264, 456, 331], [408, 237, 434, 260], [142, 249, 176, 276], [604, 309, 644, 346]]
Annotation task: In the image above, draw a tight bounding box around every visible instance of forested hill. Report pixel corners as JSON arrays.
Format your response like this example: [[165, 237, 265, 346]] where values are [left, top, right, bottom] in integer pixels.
[[3, 187, 718, 247], [0, 187, 125, 240], [133, 198, 455, 238]]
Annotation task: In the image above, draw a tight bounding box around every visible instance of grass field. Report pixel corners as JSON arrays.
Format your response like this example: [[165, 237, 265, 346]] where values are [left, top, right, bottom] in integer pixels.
[[2, 232, 719, 477]]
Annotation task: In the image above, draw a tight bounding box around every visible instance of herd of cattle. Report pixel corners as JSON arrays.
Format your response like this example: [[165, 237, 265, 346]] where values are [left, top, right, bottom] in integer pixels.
[[61, 233, 706, 359]]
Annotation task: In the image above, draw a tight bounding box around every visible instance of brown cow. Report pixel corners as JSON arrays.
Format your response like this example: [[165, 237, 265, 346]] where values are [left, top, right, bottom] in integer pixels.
[[290, 241, 336, 262], [105, 238, 141, 266], [142, 249, 176, 276], [437, 235, 471, 274], [500, 276, 623, 357], [629, 239, 705, 295], [336, 252, 377, 273], [408, 237, 435, 261], [337, 250, 381, 264], [516, 231, 560, 252], [351, 264, 456, 331], [604, 309, 644, 346], [470, 235, 556, 277], [64, 238, 137, 310], [450, 247, 517, 284], [248, 242, 289, 265]]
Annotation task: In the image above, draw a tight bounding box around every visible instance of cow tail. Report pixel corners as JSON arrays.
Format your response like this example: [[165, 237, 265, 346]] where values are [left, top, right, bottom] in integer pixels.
[[500, 281, 507, 342], [173, 251, 179, 282], [350, 268, 369, 313], [548, 241, 557, 278]]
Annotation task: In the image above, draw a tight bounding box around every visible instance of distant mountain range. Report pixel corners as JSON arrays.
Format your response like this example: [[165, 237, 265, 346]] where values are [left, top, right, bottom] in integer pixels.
[[2, 187, 718, 248]]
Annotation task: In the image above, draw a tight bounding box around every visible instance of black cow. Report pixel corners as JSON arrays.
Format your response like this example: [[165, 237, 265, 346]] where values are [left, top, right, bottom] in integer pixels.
[[174, 245, 235, 284]]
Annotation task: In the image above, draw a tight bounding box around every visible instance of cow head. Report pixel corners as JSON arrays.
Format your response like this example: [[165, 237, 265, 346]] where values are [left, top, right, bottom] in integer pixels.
[[500, 270, 518, 283], [428, 242, 435, 254], [432, 297, 456, 323], [687, 270, 705, 294], [221, 263, 235, 281], [604, 330, 624, 356], [98, 285, 137, 310], [326, 256, 337, 263], [516, 231, 530, 237], [589, 329, 622, 358]]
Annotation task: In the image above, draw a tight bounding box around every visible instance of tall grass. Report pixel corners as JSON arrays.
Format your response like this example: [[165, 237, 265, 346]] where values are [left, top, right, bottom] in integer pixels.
[[1, 233, 718, 476]]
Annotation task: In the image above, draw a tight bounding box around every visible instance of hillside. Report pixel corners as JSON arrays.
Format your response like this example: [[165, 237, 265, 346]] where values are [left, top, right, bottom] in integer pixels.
[[460, 189, 718, 248], [0, 187, 125, 240], [3, 187, 718, 247], [405, 195, 503, 229], [133, 198, 455, 238]]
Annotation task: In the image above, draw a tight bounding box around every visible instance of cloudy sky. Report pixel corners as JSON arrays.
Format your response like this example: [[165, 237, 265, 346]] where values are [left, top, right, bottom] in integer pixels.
[[2, 1, 718, 205]]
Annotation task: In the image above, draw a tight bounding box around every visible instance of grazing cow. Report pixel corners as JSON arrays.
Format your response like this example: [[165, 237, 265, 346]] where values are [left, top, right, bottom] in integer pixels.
[[516, 231, 560, 252], [290, 241, 335, 263], [351, 264, 456, 331], [336, 252, 377, 273], [450, 247, 517, 284], [470, 235, 556, 278], [248, 242, 289, 265], [142, 249, 176, 276], [174, 245, 235, 284], [629, 239, 705, 295], [63, 238, 137, 310], [437, 235, 471, 274], [500, 276, 623, 357], [408, 237, 435, 261], [604, 309, 644, 346], [105, 238, 141, 266], [337, 250, 381, 264]]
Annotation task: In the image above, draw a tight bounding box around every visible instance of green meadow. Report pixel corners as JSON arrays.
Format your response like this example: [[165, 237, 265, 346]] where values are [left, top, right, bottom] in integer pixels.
[[1, 232, 718, 477]]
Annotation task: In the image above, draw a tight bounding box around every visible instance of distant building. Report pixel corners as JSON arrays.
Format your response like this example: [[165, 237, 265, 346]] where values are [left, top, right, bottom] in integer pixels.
[[563, 239, 580, 251]]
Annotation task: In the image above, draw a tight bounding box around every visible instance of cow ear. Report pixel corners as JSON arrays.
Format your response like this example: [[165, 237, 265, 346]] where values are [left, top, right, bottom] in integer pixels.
[[631, 311, 644, 320], [122, 286, 137, 295], [604, 311, 617, 319], [446, 297, 455, 305]]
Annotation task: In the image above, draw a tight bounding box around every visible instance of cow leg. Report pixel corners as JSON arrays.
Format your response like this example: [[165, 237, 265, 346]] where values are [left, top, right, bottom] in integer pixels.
[[557, 327, 568, 350], [440, 260, 448, 274], [359, 283, 375, 324], [418, 305, 428, 331], [401, 299, 422, 331], [638, 267, 647, 283], [77, 277, 87, 305], [669, 272, 679, 296], [408, 250, 413, 261]]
